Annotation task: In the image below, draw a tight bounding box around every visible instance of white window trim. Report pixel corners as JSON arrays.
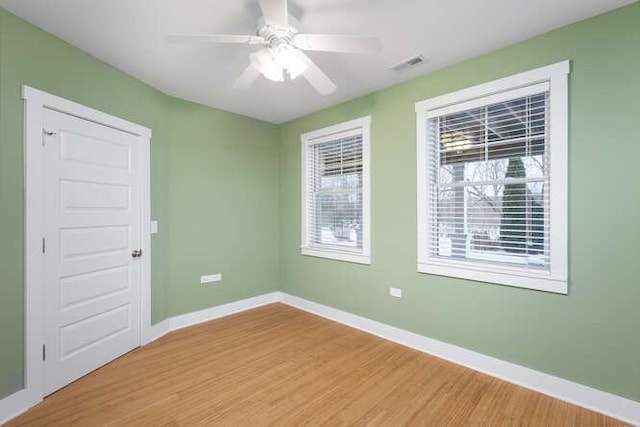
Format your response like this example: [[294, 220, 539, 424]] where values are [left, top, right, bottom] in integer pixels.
[[415, 61, 569, 294], [301, 116, 371, 265]]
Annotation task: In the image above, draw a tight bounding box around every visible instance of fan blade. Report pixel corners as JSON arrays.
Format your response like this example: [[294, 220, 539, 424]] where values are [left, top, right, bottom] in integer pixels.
[[233, 64, 261, 90], [293, 50, 336, 95], [166, 34, 265, 45], [293, 34, 381, 54], [258, 0, 288, 27]]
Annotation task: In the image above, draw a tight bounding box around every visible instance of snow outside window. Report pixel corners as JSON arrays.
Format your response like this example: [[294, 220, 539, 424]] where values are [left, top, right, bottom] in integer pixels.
[[416, 62, 569, 293], [301, 116, 371, 264]]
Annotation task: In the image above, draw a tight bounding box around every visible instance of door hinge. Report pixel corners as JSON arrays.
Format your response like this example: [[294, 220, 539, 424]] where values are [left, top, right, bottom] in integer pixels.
[[42, 344, 46, 361], [42, 129, 56, 146], [42, 237, 46, 254]]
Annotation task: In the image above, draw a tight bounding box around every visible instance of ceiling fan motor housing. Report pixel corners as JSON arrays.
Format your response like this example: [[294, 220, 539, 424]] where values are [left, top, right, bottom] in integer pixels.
[[257, 15, 300, 48]]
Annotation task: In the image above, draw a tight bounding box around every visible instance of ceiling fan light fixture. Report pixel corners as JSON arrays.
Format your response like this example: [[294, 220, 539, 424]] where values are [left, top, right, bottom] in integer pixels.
[[263, 63, 284, 82], [250, 49, 284, 82], [286, 59, 307, 80], [273, 42, 307, 80], [266, 70, 284, 82], [273, 43, 294, 67]]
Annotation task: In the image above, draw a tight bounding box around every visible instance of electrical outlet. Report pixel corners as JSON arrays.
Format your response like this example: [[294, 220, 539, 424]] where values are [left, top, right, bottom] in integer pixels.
[[200, 273, 222, 284], [389, 287, 402, 298]]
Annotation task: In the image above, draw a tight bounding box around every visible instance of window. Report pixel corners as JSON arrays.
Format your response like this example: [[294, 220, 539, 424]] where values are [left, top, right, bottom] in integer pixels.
[[416, 61, 569, 293], [301, 116, 371, 264]]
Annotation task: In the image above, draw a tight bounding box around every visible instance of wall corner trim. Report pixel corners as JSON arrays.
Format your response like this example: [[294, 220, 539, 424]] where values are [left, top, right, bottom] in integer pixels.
[[3, 291, 638, 425], [278, 292, 640, 425]]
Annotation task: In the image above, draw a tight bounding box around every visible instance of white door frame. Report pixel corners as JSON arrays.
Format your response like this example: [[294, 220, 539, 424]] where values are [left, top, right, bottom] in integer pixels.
[[22, 86, 152, 405]]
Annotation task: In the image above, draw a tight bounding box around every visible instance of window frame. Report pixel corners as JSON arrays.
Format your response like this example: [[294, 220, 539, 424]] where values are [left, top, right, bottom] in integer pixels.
[[301, 116, 371, 265], [415, 61, 569, 293]]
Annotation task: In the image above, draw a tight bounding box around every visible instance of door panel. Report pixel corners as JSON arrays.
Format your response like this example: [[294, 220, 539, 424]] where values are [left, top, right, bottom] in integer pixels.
[[43, 109, 142, 395], [60, 130, 131, 169], [59, 266, 129, 310], [60, 180, 130, 211], [60, 226, 130, 259], [59, 305, 131, 359]]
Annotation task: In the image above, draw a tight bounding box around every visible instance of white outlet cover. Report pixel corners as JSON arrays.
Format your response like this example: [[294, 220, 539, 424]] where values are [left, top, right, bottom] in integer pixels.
[[389, 287, 402, 298], [150, 220, 158, 234], [200, 273, 222, 284]]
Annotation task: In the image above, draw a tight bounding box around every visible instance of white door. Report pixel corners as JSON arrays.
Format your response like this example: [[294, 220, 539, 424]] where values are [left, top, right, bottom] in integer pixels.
[[42, 109, 143, 395]]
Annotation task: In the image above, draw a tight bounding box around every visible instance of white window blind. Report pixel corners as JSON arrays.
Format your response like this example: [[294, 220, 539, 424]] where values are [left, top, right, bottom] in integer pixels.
[[307, 135, 363, 249], [427, 91, 550, 269], [301, 116, 371, 264], [416, 60, 569, 293]]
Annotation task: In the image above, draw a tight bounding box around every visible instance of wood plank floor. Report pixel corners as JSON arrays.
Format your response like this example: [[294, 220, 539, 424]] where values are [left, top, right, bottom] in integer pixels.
[[6, 303, 625, 426]]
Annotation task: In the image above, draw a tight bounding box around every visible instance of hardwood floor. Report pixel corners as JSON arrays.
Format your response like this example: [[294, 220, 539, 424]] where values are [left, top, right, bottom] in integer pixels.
[[6, 303, 625, 426]]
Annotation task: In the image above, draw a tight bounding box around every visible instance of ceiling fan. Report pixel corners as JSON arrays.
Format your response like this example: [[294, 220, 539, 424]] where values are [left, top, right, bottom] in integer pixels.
[[166, 0, 382, 95]]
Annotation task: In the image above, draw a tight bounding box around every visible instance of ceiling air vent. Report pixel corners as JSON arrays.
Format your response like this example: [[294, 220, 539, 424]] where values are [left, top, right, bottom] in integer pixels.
[[390, 55, 426, 72]]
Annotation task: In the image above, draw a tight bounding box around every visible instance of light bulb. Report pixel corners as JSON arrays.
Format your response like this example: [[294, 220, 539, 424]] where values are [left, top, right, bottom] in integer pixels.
[[273, 43, 307, 80], [263, 63, 284, 82], [274, 43, 295, 68], [250, 49, 283, 82], [287, 60, 307, 80]]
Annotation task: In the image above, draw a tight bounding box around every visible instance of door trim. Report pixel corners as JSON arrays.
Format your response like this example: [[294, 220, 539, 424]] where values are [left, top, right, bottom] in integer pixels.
[[22, 86, 152, 403]]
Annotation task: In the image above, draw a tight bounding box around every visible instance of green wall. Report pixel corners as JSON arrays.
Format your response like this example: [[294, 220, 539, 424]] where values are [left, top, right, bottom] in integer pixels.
[[0, 8, 280, 399], [163, 99, 280, 316], [279, 3, 640, 402]]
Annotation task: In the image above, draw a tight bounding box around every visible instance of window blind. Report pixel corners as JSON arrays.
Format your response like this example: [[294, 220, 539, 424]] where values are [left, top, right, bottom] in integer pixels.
[[426, 91, 550, 269], [306, 134, 363, 251]]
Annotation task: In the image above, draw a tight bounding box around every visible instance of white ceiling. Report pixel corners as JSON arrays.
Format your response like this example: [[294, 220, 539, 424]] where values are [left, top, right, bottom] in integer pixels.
[[0, 0, 632, 123]]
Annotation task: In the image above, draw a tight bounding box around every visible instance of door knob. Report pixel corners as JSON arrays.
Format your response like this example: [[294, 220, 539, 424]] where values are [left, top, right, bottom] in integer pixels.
[[131, 249, 143, 258]]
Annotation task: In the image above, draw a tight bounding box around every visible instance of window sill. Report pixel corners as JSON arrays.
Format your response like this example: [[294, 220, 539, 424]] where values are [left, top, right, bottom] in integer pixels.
[[417, 259, 567, 294], [302, 247, 370, 265]]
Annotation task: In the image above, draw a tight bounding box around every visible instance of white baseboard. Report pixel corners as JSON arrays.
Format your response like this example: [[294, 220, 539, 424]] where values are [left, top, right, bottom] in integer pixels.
[[3, 291, 638, 425], [278, 292, 640, 425], [169, 292, 280, 332], [0, 389, 39, 426], [143, 292, 281, 344]]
